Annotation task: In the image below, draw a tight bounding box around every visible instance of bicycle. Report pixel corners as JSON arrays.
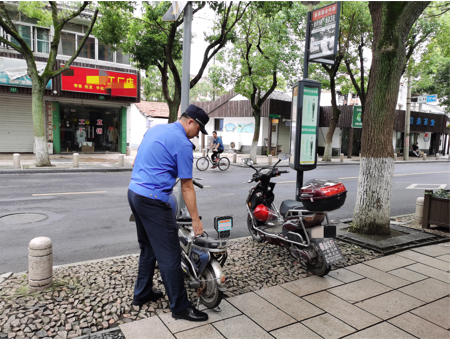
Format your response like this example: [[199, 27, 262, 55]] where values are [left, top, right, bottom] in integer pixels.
[[196, 149, 230, 171]]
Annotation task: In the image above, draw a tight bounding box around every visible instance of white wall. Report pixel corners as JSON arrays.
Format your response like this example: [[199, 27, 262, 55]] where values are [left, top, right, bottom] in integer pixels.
[[202, 116, 264, 150], [318, 127, 342, 149], [130, 104, 167, 150]]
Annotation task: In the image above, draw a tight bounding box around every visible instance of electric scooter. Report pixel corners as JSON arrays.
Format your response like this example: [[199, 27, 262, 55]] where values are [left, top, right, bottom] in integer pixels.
[[130, 178, 232, 309], [243, 154, 346, 276]]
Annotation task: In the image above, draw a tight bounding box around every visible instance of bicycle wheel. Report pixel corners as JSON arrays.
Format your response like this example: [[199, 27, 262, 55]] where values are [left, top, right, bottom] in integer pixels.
[[196, 157, 209, 171], [218, 157, 230, 171]]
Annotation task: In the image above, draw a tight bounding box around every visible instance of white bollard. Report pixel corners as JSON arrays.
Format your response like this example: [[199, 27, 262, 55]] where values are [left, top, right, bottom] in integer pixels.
[[28, 237, 53, 292], [268, 154, 272, 165], [436, 153, 440, 160], [202, 149, 206, 157], [415, 197, 424, 224], [359, 153, 361, 161], [340, 153, 344, 162], [73, 153, 79, 168], [233, 153, 237, 163], [423, 153, 427, 160], [126, 146, 131, 156], [119, 154, 125, 167], [394, 153, 397, 161], [13, 153, 20, 169]]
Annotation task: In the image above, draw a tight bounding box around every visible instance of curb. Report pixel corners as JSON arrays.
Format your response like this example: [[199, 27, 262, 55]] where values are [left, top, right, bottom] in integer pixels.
[[1, 160, 447, 174], [0, 167, 133, 175]]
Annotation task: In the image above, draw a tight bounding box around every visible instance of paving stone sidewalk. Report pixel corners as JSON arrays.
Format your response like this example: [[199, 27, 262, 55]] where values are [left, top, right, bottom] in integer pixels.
[[119, 242, 450, 339], [0, 238, 379, 339]]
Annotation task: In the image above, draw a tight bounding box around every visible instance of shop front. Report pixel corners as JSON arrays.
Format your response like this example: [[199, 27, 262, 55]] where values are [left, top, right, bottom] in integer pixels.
[[54, 103, 127, 153], [47, 64, 138, 154]]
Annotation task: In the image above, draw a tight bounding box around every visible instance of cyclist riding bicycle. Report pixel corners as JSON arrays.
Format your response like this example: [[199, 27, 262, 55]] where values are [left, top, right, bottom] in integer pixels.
[[208, 131, 224, 169]]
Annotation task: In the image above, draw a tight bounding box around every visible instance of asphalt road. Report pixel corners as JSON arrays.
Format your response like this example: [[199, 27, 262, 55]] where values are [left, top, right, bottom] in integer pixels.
[[0, 163, 449, 273]]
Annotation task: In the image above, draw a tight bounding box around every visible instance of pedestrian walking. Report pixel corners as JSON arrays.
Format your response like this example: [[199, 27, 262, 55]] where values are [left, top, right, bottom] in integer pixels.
[[128, 104, 210, 322]]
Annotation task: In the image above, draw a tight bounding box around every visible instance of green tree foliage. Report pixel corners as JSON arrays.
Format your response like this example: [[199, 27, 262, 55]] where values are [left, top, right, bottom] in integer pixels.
[[0, 1, 99, 166], [95, 1, 249, 123], [412, 6, 450, 113], [142, 61, 225, 102], [209, 2, 299, 161]]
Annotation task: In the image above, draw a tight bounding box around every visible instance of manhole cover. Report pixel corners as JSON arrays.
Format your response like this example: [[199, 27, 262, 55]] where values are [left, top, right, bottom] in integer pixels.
[[0, 213, 48, 225]]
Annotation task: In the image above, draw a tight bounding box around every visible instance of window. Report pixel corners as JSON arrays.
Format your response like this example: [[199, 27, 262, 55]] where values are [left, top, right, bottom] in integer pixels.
[[98, 43, 114, 62], [59, 32, 75, 55], [116, 48, 130, 65], [11, 24, 32, 49], [214, 118, 224, 132], [36, 28, 49, 53], [79, 36, 95, 59]]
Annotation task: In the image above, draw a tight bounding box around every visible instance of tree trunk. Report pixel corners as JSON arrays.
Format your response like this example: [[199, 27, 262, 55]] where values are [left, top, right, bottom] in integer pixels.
[[32, 81, 51, 167], [322, 107, 340, 162], [348, 127, 354, 158], [352, 2, 429, 235], [167, 99, 180, 124], [352, 157, 394, 235], [250, 111, 261, 163]]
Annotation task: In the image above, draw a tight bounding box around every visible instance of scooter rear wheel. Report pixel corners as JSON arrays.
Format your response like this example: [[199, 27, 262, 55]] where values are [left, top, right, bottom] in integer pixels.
[[199, 265, 223, 309], [306, 241, 330, 277], [247, 215, 263, 242]]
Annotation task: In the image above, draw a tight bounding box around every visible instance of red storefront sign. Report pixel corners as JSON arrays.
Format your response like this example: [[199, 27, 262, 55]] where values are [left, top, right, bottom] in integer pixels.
[[61, 65, 137, 97]]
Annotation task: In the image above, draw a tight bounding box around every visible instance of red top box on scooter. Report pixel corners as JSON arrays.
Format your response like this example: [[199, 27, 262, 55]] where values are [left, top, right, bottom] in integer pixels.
[[300, 179, 347, 212]]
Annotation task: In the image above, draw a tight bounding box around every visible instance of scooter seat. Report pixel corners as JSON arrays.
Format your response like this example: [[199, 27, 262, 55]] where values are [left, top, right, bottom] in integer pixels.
[[193, 236, 227, 249], [280, 200, 305, 217]]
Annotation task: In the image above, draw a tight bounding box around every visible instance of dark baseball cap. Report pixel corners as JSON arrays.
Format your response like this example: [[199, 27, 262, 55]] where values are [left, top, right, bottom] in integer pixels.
[[185, 104, 209, 135]]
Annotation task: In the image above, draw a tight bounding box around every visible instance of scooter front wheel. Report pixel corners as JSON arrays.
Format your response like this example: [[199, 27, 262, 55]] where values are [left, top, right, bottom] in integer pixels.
[[306, 241, 330, 277], [199, 265, 223, 309], [247, 215, 263, 242]]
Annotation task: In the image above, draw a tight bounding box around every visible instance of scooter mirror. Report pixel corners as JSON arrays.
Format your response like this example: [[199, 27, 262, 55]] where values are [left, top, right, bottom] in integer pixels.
[[278, 153, 291, 160], [242, 158, 253, 165]]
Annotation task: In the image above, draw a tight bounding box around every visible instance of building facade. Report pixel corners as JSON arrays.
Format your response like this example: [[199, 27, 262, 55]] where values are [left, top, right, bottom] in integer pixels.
[[192, 91, 450, 157], [0, 9, 140, 154]]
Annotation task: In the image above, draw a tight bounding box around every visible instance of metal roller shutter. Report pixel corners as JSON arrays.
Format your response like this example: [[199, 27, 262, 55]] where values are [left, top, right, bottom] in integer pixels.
[[0, 96, 34, 153]]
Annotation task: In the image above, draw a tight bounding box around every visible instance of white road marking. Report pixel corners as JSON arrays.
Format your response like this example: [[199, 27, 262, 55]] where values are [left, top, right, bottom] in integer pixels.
[[339, 170, 450, 180], [32, 191, 107, 196], [406, 184, 447, 190]]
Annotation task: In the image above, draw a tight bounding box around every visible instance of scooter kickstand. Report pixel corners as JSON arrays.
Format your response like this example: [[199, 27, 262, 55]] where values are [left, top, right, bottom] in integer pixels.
[[257, 241, 269, 256]]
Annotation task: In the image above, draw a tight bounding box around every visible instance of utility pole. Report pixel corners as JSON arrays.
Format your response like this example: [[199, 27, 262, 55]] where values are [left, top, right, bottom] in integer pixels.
[[403, 73, 412, 161], [178, 2, 193, 217]]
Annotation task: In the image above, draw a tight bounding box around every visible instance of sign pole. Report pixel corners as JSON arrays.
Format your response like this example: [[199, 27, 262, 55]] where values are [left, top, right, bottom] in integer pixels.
[[297, 2, 315, 201], [404, 73, 412, 161]]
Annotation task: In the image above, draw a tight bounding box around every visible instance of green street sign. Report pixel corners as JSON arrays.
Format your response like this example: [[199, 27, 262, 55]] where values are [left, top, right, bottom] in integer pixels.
[[352, 106, 362, 128], [269, 114, 281, 118], [10, 87, 17, 93], [99, 95, 105, 100]]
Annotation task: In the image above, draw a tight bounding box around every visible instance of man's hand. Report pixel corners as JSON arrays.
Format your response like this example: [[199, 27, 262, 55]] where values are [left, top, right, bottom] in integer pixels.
[[192, 218, 204, 237]]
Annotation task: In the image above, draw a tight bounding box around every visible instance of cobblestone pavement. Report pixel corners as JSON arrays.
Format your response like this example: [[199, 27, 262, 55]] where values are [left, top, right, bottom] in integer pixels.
[[0, 238, 379, 339]]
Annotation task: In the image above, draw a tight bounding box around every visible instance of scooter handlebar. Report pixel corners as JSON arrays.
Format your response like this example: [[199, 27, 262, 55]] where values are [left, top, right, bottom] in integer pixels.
[[279, 170, 289, 174], [193, 179, 204, 189]]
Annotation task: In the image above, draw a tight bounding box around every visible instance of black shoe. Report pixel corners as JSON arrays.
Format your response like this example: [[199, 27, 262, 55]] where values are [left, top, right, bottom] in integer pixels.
[[132, 288, 164, 307], [172, 305, 208, 322]]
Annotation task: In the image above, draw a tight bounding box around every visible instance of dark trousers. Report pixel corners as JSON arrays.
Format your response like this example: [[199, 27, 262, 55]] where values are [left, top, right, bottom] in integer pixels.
[[212, 148, 224, 162], [127, 189, 191, 313]]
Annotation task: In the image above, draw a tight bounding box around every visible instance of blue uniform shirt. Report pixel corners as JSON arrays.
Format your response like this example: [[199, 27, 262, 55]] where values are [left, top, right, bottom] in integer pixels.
[[214, 136, 224, 150], [129, 122, 193, 202]]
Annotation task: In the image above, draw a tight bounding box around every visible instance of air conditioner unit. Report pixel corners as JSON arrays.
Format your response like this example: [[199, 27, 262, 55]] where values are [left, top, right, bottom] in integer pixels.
[[230, 141, 242, 152]]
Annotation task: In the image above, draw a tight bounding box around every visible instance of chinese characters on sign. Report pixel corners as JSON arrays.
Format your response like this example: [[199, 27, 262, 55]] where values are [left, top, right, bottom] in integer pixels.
[[316, 238, 345, 265], [61, 66, 138, 97], [410, 117, 435, 127]]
